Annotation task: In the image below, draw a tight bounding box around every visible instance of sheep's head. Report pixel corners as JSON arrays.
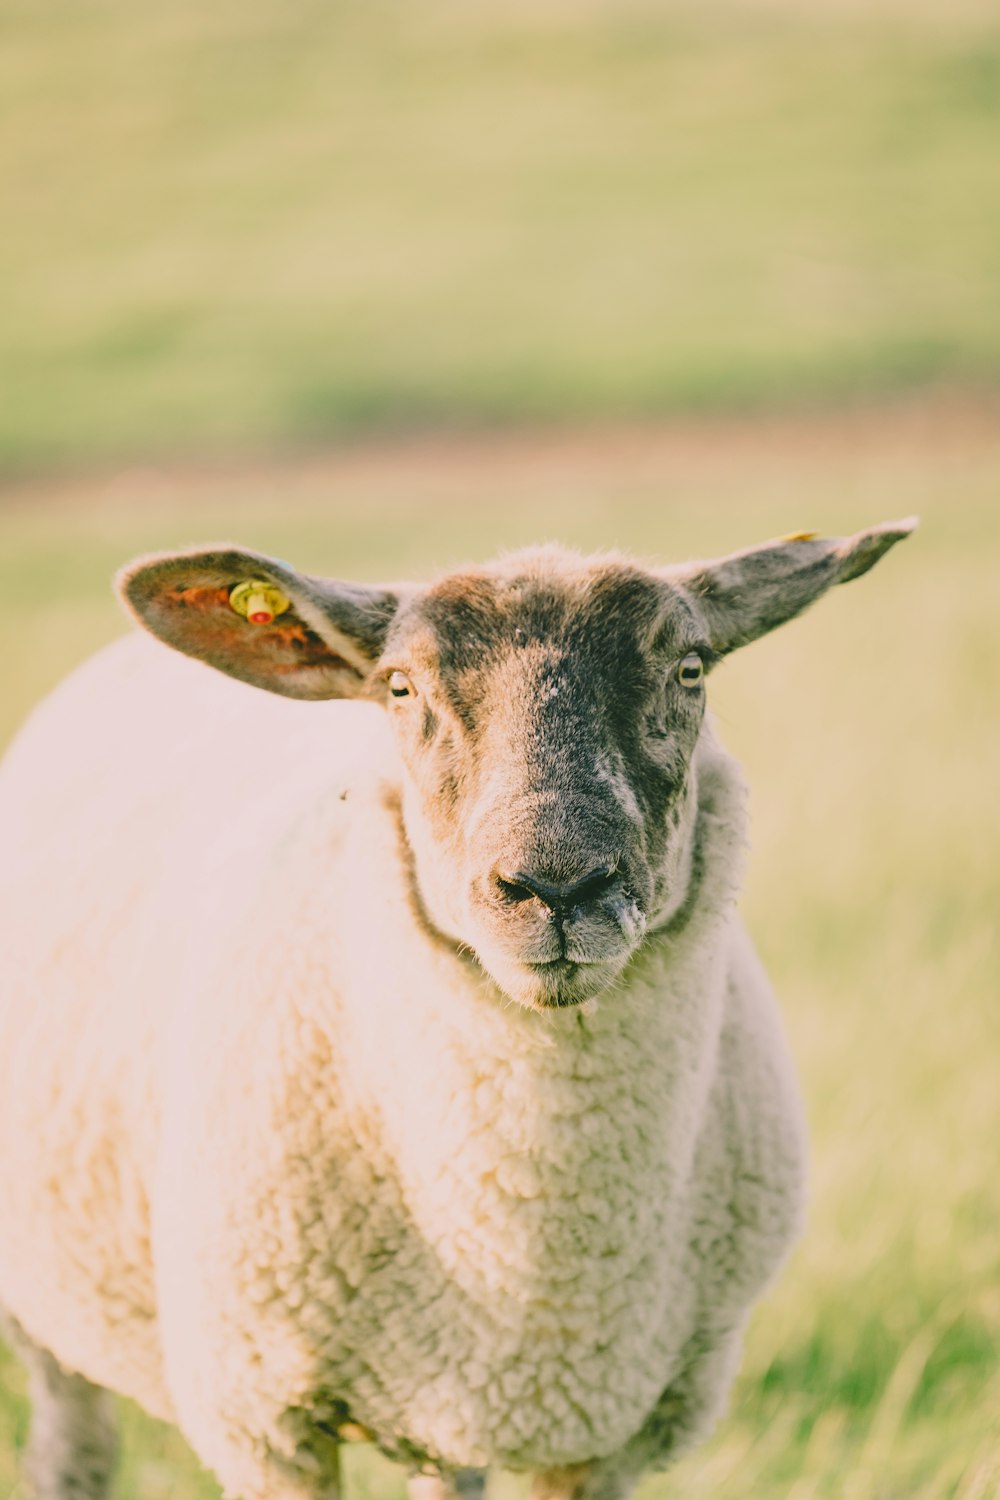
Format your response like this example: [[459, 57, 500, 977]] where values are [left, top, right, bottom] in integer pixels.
[[120, 522, 914, 1011]]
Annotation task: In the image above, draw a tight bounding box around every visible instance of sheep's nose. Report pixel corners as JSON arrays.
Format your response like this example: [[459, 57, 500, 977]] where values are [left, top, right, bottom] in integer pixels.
[[492, 862, 619, 914]]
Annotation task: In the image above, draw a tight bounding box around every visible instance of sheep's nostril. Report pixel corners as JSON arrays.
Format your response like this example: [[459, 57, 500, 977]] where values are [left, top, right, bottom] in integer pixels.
[[493, 873, 538, 905], [492, 863, 619, 913], [570, 863, 619, 905]]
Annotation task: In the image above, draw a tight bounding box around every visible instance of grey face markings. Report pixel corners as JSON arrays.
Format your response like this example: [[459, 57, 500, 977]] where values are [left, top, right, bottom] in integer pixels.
[[378, 555, 715, 1007]]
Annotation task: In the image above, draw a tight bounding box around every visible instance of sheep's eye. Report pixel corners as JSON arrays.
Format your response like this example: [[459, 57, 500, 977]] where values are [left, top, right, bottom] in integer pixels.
[[388, 671, 415, 698], [676, 653, 704, 689]]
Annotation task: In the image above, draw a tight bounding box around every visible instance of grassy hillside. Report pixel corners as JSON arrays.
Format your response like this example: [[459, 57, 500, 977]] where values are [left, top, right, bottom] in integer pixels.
[[0, 412, 997, 1497], [1, 0, 999, 471]]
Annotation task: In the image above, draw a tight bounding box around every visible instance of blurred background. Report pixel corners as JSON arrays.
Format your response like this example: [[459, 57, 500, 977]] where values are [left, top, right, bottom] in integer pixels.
[[1, 1, 998, 1496]]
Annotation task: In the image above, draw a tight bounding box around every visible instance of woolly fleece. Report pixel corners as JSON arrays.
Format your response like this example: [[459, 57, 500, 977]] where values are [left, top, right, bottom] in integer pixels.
[[0, 633, 807, 1498]]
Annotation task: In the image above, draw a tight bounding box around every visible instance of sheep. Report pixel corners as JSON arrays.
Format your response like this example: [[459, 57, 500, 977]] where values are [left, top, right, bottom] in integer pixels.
[[0, 520, 915, 1500]]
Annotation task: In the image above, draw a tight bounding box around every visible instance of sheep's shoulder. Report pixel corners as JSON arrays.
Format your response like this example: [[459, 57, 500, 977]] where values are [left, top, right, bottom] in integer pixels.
[[685, 922, 808, 1323]]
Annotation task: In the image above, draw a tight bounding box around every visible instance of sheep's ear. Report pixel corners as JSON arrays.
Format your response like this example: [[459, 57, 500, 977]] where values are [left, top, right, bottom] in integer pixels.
[[117, 545, 405, 700], [665, 517, 918, 657]]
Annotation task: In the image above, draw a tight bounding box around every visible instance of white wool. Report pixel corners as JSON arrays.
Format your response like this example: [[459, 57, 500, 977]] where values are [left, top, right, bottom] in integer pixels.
[[0, 635, 807, 1498]]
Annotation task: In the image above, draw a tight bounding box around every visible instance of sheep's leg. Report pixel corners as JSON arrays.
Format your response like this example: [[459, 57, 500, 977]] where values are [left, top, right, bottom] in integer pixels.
[[530, 1458, 638, 1500], [312, 1438, 343, 1500], [2, 1318, 118, 1500], [408, 1466, 487, 1500], [537, 1323, 745, 1500]]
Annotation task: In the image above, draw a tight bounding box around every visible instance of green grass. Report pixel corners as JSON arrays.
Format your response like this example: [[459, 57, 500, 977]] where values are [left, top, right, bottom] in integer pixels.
[[1, 0, 999, 471], [0, 415, 998, 1497]]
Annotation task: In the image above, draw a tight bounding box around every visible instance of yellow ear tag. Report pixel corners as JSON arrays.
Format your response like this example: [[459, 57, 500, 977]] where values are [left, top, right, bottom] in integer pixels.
[[229, 579, 291, 626], [782, 531, 818, 543]]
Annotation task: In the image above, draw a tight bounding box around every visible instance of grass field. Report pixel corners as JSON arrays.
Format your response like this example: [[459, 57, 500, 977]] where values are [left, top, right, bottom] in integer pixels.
[[0, 403, 997, 1498], [2, 0, 999, 471]]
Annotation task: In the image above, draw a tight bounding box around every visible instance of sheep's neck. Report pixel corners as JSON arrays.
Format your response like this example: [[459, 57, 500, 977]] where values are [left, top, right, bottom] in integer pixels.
[[329, 736, 746, 1296]]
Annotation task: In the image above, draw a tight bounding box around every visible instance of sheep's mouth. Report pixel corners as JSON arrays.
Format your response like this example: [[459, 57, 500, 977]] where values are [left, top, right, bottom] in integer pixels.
[[522, 956, 617, 1010], [468, 923, 633, 1011], [529, 956, 580, 1001]]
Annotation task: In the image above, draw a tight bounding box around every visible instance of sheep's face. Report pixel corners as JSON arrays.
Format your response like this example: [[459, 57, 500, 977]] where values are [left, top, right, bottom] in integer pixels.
[[119, 521, 915, 1011], [379, 556, 708, 1009]]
